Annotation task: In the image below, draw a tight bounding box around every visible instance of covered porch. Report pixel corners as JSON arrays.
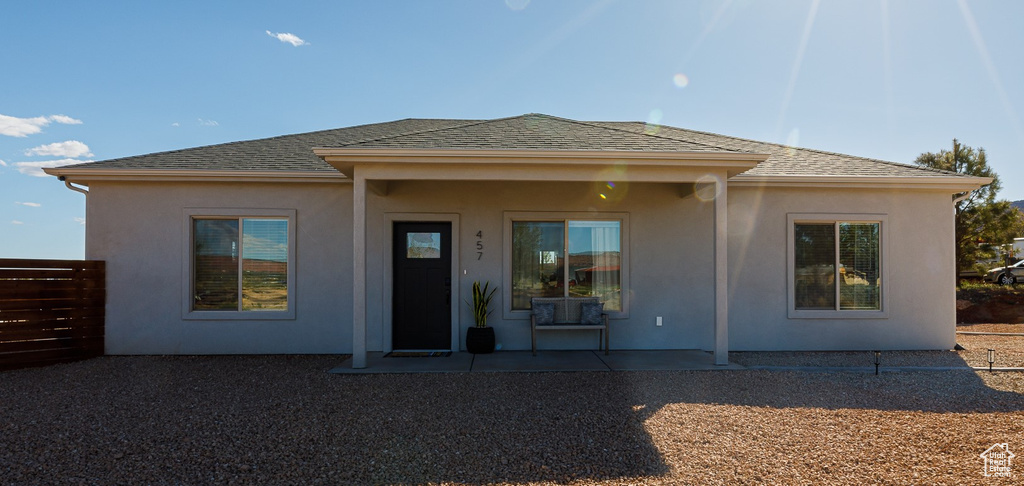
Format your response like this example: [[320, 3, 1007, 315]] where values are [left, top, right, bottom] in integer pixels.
[[315, 147, 767, 368]]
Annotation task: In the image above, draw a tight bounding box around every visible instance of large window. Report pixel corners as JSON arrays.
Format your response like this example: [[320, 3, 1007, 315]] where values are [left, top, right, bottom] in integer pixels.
[[510, 219, 622, 311], [183, 209, 295, 319], [789, 214, 885, 317]]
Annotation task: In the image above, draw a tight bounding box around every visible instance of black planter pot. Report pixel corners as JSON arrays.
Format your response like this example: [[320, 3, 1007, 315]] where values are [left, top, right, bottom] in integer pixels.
[[466, 326, 495, 354]]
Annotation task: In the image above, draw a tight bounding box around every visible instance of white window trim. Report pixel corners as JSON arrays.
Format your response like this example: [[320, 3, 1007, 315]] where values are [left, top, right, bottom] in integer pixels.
[[502, 211, 630, 320], [787, 213, 888, 319], [181, 208, 297, 320]]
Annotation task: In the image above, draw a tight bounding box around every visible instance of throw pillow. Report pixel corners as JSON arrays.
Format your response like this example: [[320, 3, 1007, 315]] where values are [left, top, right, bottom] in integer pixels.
[[580, 302, 604, 325], [532, 302, 555, 325]]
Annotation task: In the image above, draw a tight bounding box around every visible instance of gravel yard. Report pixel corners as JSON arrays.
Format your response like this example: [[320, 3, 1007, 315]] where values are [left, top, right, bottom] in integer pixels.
[[731, 350, 969, 368], [1, 355, 1022, 485], [957, 322, 1024, 368], [958, 323, 1024, 334], [728, 324, 1024, 369]]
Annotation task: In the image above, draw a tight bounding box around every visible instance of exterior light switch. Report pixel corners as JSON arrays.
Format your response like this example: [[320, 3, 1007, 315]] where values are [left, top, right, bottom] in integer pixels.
[[656, 316, 663, 327]]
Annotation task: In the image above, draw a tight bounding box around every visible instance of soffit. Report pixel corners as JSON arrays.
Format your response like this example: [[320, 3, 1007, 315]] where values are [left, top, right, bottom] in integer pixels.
[[314, 148, 766, 182]]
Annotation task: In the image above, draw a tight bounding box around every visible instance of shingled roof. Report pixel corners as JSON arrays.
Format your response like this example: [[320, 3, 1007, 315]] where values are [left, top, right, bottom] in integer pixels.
[[55, 113, 960, 179]]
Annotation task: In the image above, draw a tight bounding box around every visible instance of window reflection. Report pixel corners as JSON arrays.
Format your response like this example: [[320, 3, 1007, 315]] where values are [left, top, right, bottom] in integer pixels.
[[511, 220, 622, 311], [838, 223, 880, 310], [407, 232, 441, 259], [193, 218, 289, 312], [794, 221, 880, 311], [511, 222, 564, 309], [568, 221, 621, 310], [194, 219, 240, 310], [794, 223, 836, 310]]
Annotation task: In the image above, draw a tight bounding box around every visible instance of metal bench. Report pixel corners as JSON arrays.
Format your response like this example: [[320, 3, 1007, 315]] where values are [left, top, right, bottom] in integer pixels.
[[530, 297, 609, 355]]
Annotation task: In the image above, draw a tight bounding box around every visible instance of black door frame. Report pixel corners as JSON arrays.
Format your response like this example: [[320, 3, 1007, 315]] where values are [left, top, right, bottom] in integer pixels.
[[383, 214, 460, 353]]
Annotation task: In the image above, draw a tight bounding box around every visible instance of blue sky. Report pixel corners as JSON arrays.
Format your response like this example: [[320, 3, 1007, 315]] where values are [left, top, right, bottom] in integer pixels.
[[2, 0, 1023, 259]]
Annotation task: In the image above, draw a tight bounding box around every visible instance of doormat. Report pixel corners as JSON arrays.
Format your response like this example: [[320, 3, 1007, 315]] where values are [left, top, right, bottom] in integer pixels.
[[385, 351, 452, 358]]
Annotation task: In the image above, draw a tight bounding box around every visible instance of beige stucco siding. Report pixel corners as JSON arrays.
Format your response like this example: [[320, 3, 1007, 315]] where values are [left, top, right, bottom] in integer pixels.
[[728, 185, 956, 350], [85, 177, 958, 354], [85, 181, 352, 354], [363, 180, 717, 352]]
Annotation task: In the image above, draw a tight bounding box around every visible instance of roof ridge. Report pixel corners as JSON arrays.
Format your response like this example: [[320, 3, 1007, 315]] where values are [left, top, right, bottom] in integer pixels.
[[535, 115, 754, 154]]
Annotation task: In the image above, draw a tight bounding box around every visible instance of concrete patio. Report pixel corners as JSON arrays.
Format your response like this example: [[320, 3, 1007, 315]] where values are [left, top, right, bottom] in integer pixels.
[[328, 349, 745, 374]]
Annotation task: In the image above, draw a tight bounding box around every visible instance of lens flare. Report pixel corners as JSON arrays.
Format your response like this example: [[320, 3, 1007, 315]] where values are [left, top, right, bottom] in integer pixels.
[[673, 73, 689, 88], [592, 166, 628, 204], [695, 173, 722, 202], [644, 109, 663, 134], [785, 128, 800, 156], [647, 109, 663, 125], [505, 0, 530, 11]]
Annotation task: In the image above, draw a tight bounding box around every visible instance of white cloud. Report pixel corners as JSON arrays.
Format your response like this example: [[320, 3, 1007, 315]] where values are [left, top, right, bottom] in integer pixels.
[[25, 140, 93, 158], [0, 159, 6, 166], [0, 115, 50, 137], [15, 202, 41, 207], [13, 159, 88, 177], [171, 122, 180, 127], [0, 114, 82, 137], [49, 115, 83, 125], [266, 30, 309, 47], [11, 220, 24, 225], [74, 217, 86, 225], [198, 118, 219, 126]]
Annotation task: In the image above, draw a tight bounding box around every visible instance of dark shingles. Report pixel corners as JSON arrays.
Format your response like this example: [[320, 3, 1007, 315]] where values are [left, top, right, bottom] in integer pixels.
[[335, 114, 732, 152], [61, 114, 966, 179], [590, 121, 960, 178], [60, 119, 476, 171]]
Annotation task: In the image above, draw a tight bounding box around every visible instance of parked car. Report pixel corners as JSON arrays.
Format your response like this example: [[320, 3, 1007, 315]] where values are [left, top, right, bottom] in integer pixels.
[[986, 260, 1024, 285]]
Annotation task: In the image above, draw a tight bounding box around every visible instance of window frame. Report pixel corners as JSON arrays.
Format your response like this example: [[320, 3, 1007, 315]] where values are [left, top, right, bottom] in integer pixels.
[[502, 211, 629, 319], [182, 208, 297, 320], [787, 213, 888, 319]]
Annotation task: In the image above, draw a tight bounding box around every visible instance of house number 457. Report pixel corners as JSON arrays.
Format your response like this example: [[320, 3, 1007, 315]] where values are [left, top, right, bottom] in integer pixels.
[[475, 231, 483, 260]]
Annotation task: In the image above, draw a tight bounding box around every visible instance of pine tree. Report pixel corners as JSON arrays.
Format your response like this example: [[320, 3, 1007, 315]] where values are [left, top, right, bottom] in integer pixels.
[[915, 139, 1024, 284]]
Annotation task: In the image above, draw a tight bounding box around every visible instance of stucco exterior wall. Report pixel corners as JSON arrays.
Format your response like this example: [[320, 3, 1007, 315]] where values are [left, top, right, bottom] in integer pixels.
[[85, 181, 352, 354], [86, 178, 958, 354], [364, 180, 717, 353], [727, 185, 957, 350]]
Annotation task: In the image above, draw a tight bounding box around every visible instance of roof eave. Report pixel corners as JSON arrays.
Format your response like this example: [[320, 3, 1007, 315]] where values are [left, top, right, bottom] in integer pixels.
[[730, 174, 994, 192], [42, 167, 347, 185]]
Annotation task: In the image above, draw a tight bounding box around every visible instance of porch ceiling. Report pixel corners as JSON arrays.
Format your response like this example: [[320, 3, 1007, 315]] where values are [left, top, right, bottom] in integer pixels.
[[313, 148, 768, 183]]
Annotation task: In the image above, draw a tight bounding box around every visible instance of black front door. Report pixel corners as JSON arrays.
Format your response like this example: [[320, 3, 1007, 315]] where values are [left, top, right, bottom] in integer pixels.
[[392, 222, 452, 350]]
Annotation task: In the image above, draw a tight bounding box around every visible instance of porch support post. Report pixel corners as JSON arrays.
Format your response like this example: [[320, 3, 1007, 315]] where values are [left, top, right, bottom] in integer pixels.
[[714, 178, 729, 365], [352, 172, 367, 369]]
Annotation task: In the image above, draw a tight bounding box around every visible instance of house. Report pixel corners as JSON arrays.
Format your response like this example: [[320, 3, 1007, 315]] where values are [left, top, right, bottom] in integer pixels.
[[44, 114, 990, 368]]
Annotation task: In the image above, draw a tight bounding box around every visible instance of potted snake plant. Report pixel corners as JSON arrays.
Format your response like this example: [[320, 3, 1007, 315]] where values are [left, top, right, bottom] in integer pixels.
[[465, 281, 498, 354]]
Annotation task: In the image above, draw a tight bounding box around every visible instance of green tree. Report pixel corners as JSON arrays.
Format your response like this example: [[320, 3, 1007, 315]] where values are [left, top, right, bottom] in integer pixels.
[[915, 139, 1024, 283]]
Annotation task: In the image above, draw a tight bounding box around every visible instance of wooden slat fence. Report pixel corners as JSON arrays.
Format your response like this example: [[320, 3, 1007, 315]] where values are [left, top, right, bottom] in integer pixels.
[[0, 259, 105, 371]]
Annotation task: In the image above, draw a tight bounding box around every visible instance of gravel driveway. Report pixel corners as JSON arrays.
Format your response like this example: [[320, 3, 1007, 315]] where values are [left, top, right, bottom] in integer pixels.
[[1, 356, 1022, 485]]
